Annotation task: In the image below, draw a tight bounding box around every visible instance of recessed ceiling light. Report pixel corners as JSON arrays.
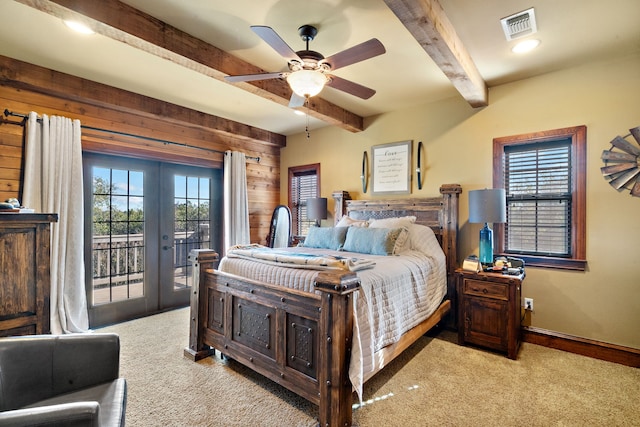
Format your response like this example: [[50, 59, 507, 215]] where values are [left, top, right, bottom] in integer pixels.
[[64, 20, 95, 35], [512, 39, 540, 54]]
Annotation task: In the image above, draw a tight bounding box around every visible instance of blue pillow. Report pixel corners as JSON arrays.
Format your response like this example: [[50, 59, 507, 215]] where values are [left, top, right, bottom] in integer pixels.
[[303, 227, 348, 250], [341, 227, 403, 256]]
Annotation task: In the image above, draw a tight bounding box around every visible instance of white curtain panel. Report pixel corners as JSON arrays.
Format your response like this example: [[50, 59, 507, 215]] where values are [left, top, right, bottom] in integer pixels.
[[23, 112, 89, 334], [223, 150, 250, 254]]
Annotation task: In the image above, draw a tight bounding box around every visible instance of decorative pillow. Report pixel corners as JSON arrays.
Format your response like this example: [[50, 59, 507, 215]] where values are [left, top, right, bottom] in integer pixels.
[[336, 215, 369, 228], [341, 227, 404, 256], [302, 227, 348, 250], [391, 227, 410, 254], [368, 215, 416, 230]]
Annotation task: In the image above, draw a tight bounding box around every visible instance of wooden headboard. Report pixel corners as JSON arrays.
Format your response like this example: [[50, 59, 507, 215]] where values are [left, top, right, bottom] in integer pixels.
[[332, 184, 462, 297]]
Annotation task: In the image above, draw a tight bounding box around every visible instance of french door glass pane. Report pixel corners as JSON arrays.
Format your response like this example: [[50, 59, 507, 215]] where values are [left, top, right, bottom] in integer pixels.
[[173, 175, 211, 290], [91, 167, 145, 305]]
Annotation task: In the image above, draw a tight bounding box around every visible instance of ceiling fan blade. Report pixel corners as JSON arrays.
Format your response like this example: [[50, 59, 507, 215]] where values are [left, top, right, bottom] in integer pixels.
[[251, 26, 302, 63], [322, 39, 385, 71], [224, 72, 285, 83], [326, 75, 376, 99], [288, 93, 306, 108]]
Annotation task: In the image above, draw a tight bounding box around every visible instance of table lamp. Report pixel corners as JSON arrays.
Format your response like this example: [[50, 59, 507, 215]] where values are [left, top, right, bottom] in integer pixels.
[[307, 197, 327, 227], [468, 189, 506, 265]]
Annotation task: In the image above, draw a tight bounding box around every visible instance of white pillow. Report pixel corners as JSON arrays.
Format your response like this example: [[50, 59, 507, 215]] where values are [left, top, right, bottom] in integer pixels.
[[336, 215, 369, 228], [368, 215, 416, 230]]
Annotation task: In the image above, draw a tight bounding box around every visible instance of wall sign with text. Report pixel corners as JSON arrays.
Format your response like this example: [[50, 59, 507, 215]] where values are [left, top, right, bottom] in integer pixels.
[[372, 140, 412, 195]]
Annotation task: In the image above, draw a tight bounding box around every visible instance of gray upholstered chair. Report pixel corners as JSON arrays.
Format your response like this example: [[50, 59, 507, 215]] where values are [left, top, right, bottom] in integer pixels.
[[0, 333, 127, 426]]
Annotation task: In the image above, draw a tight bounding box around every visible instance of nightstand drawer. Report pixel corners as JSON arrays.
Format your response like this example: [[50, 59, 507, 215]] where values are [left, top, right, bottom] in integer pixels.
[[463, 279, 508, 300]]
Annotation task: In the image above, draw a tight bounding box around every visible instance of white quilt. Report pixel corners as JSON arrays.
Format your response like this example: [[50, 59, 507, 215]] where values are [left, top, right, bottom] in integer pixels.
[[218, 224, 447, 401]]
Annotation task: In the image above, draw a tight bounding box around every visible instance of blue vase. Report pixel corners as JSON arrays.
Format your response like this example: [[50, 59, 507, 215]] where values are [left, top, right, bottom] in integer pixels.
[[479, 223, 493, 265]]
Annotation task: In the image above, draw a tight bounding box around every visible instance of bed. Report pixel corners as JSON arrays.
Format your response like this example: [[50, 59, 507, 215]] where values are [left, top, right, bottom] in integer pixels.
[[184, 184, 461, 427]]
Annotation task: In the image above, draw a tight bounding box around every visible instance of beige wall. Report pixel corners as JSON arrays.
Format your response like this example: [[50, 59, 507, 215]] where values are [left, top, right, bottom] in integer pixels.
[[281, 52, 640, 349]]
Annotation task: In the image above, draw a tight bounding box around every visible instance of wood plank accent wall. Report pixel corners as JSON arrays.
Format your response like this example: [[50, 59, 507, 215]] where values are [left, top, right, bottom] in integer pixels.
[[0, 55, 282, 245]]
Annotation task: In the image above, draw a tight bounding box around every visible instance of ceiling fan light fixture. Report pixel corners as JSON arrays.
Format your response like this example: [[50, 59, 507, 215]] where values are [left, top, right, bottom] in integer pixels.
[[286, 70, 327, 97]]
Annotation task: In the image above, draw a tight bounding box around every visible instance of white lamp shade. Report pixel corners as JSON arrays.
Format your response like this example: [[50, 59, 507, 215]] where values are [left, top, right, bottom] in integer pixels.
[[468, 189, 506, 223], [287, 70, 327, 97]]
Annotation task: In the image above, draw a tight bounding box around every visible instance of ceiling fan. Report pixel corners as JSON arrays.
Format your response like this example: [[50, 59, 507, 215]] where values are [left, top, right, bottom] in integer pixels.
[[225, 25, 386, 107]]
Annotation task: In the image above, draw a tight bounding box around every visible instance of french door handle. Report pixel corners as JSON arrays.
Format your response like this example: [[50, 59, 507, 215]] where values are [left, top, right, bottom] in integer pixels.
[[162, 235, 173, 250]]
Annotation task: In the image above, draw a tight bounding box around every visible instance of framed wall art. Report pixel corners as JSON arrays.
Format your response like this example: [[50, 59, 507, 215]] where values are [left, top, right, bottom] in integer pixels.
[[371, 140, 412, 195]]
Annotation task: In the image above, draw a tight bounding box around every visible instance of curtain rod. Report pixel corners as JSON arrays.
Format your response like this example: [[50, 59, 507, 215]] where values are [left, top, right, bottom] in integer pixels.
[[3, 109, 260, 162]]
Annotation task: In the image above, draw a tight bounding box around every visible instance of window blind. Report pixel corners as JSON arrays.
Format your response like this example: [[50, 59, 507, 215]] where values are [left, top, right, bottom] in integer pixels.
[[504, 139, 572, 256], [290, 170, 318, 236]]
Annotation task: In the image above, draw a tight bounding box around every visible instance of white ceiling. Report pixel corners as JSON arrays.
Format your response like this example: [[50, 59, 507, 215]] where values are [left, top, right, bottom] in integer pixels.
[[0, 0, 638, 136]]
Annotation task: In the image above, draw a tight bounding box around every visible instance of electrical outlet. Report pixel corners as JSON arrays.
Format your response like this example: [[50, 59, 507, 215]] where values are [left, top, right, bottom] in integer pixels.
[[524, 298, 534, 311]]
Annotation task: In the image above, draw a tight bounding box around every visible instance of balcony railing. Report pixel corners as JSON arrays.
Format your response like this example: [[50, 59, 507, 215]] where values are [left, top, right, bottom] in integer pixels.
[[91, 225, 209, 304]]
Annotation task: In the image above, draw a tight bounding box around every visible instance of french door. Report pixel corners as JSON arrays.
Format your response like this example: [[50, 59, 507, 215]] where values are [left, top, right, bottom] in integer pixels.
[[83, 154, 221, 327]]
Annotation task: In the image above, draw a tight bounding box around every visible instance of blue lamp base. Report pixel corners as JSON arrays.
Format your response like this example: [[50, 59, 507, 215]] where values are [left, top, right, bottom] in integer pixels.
[[479, 223, 493, 265]]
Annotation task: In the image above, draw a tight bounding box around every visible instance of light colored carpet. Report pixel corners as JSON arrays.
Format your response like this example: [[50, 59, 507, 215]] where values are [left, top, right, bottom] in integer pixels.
[[100, 308, 640, 426]]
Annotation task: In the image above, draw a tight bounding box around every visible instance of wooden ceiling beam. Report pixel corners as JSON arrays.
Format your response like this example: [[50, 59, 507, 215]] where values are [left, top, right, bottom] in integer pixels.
[[16, 0, 365, 132], [383, 0, 488, 107], [0, 54, 286, 147]]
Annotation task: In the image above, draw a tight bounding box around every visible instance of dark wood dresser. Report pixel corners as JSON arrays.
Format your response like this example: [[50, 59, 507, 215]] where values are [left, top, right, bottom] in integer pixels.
[[455, 268, 525, 359], [0, 213, 58, 336]]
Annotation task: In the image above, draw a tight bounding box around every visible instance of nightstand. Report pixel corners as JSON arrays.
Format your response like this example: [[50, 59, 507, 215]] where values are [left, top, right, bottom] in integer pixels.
[[455, 268, 525, 359]]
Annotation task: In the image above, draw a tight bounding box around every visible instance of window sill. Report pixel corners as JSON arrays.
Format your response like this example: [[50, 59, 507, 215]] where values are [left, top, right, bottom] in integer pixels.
[[500, 254, 587, 271]]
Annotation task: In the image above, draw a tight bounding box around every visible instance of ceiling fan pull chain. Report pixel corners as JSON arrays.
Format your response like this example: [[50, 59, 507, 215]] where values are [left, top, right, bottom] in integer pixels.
[[305, 97, 311, 139]]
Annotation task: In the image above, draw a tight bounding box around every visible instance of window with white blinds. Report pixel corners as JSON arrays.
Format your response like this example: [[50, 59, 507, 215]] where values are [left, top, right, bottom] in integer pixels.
[[504, 140, 572, 256], [493, 125, 587, 271], [288, 164, 320, 236]]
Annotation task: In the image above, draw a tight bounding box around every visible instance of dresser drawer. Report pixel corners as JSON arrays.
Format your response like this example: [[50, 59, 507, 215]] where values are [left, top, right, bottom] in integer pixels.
[[463, 279, 508, 300]]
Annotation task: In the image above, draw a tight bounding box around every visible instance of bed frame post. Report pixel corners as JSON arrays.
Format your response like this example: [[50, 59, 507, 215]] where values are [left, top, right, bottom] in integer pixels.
[[439, 184, 462, 328], [439, 184, 462, 272], [332, 190, 351, 224], [184, 249, 218, 361], [314, 271, 361, 427]]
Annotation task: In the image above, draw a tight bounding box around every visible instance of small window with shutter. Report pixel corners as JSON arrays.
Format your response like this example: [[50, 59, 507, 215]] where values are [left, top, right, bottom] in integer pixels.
[[288, 164, 320, 237], [504, 139, 572, 256], [493, 126, 586, 270]]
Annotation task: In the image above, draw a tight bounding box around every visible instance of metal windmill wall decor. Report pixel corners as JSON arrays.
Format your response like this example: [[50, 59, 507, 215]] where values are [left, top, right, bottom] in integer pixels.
[[601, 126, 640, 197]]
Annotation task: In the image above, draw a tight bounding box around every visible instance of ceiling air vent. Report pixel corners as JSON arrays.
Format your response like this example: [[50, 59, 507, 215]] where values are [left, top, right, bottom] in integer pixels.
[[500, 8, 537, 41]]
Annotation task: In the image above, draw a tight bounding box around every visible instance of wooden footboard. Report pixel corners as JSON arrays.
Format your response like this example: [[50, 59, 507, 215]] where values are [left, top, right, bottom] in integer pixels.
[[184, 184, 461, 427], [184, 249, 361, 427]]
